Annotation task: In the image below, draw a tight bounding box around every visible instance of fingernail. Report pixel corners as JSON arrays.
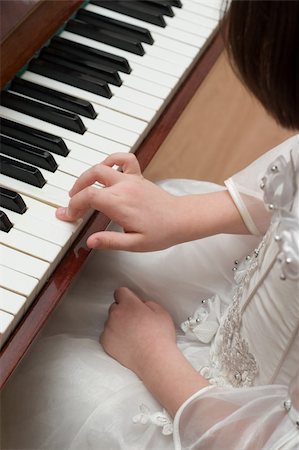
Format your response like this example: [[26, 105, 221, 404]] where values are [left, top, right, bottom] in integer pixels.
[[57, 207, 67, 217]]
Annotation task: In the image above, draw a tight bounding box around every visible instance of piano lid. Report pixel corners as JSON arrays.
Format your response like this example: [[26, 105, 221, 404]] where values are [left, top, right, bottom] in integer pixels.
[[0, 0, 83, 89]]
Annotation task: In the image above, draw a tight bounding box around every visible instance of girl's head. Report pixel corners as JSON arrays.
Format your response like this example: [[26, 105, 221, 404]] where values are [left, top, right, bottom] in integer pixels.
[[225, 0, 299, 130]]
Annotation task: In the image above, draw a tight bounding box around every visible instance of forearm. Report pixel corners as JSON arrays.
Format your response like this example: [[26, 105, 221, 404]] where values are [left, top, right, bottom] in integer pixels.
[[136, 342, 209, 417], [172, 189, 250, 245]]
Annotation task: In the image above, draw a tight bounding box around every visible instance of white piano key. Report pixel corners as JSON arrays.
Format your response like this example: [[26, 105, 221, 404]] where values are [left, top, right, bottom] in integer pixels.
[[120, 74, 171, 99], [0, 228, 61, 263], [151, 23, 206, 48], [0, 106, 130, 155], [53, 154, 91, 178], [82, 116, 140, 147], [164, 15, 212, 39], [144, 36, 199, 59], [0, 265, 39, 297], [109, 84, 163, 110], [61, 31, 188, 78], [64, 140, 108, 166], [190, 0, 223, 11], [40, 168, 76, 192], [183, 0, 224, 14], [182, 0, 221, 21], [175, 7, 217, 28], [0, 172, 69, 208], [22, 70, 154, 122], [95, 106, 148, 134], [21, 193, 79, 233], [0, 310, 14, 347], [0, 288, 27, 317], [128, 65, 178, 89], [0, 206, 74, 246], [0, 245, 50, 280]]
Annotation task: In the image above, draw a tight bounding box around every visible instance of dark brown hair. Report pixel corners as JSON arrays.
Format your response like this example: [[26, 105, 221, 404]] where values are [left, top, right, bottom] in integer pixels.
[[225, 0, 299, 130]]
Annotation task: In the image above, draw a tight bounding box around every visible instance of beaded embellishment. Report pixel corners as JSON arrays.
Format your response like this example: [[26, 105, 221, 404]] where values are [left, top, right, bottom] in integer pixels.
[[207, 241, 264, 387], [184, 149, 298, 388]]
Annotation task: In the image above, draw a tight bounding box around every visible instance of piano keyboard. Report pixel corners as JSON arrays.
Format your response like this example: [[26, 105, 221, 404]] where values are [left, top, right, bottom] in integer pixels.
[[0, 0, 222, 347]]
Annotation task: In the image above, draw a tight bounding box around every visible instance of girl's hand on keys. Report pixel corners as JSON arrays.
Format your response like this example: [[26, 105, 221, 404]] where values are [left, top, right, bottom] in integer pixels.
[[56, 153, 181, 251]]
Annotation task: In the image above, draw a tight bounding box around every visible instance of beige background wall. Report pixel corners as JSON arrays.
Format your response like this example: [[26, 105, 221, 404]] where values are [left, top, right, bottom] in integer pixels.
[[144, 53, 294, 185]]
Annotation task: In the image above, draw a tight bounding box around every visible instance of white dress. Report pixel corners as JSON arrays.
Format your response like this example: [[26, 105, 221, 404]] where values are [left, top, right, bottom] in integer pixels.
[[1, 135, 298, 450]]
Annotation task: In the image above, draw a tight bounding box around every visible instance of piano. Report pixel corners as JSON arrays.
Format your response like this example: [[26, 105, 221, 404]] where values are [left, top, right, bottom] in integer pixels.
[[0, 0, 224, 388]]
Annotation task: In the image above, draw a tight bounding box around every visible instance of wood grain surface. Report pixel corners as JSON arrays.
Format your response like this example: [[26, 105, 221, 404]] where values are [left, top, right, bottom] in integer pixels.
[[144, 52, 294, 184]]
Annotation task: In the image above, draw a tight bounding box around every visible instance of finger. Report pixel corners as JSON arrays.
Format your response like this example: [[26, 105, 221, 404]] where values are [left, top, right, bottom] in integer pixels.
[[69, 164, 123, 197], [56, 204, 87, 222], [114, 287, 143, 306], [56, 186, 100, 222], [58, 185, 113, 221], [108, 301, 118, 315], [102, 153, 141, 175], [56, 204, 85, 222], [87, 230, 143, 251]]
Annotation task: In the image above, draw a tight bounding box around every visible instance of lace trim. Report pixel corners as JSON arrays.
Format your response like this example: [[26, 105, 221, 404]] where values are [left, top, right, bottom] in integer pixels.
[[132, 404, 173, 436]]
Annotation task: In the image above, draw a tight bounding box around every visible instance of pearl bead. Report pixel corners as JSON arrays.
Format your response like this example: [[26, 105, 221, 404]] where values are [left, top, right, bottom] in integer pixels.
[[286, 257, 292, 264], [202, 299, 207, 304], [196, 318, 201, 323], [274, 235, 281, 242], [268, 204, 274, 210], [260, 181, 265, 189], [284, 399, 292, 411], [271, 165, 278, 172], [234, 260, 239, 265], [280, 273, 286, 281]]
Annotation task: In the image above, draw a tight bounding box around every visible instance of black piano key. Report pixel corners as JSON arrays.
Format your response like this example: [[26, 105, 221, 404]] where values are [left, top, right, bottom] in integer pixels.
[[0, 135, 58, 172], [164, 0, 182, 7], [139, 0, 174, 17], [77, 8, 154, 45], [0, 187, 27, 214], [51, 36, 131, 74], [41, 47, 122, 87], [29, 58, 112, 98], [0, 118, 69, 157], [0, 91, 86, 134], [10, 78, 97, 119], [145, 0, 182, 10], [90, 0, 166, 27], [0, 155, 46, 188], [66, 19, 145, 56], [0, 210, 13, 233]]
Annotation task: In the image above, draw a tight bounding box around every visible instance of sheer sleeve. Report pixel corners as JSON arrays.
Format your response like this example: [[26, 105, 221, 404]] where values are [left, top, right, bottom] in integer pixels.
[[224, 134, 299, 235], [173, 371, 299, 450]]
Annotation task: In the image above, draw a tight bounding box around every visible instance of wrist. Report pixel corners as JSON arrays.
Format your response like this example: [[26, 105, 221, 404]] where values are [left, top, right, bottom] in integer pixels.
[[170, 190, 249, 245], [135, 341, 208, 417]]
